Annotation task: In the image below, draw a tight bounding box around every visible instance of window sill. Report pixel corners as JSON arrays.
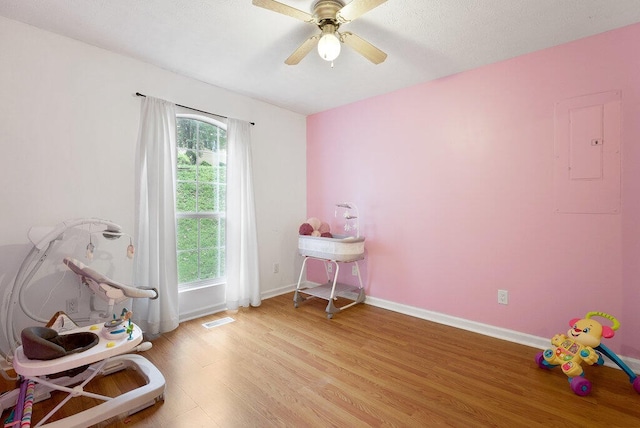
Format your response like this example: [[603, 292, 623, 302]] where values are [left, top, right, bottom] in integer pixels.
[[178, 280, 225, 293]]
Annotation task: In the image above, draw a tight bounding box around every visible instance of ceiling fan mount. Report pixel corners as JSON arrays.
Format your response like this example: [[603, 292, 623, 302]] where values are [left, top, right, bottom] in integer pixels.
[[312, 0, 345, 25], [252, 0, 388, 65]]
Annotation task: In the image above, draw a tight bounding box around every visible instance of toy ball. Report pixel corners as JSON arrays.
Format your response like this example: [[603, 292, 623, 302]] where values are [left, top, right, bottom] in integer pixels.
[[306, 217, 322, 231], [321, 232, 333, 238], [298, 223, 313, 235]]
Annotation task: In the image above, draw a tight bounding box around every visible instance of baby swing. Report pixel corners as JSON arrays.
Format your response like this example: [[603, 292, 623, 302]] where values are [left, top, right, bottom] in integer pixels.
[[0, 218, 165, 427]]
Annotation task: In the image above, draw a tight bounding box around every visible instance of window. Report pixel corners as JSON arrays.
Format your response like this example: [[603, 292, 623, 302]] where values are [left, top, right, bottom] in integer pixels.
[[175, 115, 227, 288]]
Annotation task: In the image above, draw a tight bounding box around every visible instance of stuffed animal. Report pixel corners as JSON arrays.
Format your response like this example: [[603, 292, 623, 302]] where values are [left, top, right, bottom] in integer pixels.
[[299, 218, 332, 238], [299, 223, 313, 235], [541, 312, 617, 378], [306, 217, 322, 231], [319, 222, 330, 234]]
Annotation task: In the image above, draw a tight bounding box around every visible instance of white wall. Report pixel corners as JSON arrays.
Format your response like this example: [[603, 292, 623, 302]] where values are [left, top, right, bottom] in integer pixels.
[[0, 17, 306, 332]]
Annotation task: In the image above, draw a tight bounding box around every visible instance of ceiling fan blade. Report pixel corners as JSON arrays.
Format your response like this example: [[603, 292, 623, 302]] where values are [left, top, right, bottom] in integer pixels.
[[285, 35, 320, 65], [337, 0, 387, 22], [252, 0, 314, 22], [341, 32, 387, 64]]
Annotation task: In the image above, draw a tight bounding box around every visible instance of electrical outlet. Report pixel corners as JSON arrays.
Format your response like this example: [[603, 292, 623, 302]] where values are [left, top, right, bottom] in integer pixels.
[[327, 263, 333, 273], [272, 263, 279, 274], [352, 265, 358, 276], [66, 298, 78, 314], [497, 290, 508, 305]]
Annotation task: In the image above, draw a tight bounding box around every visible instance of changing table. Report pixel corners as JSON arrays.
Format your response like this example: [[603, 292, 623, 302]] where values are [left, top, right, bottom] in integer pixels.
[[294, 235, 365, 318]]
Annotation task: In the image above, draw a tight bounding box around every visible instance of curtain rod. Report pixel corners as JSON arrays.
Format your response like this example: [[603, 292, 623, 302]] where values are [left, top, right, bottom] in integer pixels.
[[135, 92, 255, 126]]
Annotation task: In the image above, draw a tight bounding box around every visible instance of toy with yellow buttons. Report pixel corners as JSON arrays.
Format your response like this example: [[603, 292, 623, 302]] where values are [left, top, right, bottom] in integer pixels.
[[535, 312, 640, 396]]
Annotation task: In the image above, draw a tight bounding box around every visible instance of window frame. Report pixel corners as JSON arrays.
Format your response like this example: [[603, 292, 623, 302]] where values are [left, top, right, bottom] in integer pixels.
[[175, 112, 227, 291]]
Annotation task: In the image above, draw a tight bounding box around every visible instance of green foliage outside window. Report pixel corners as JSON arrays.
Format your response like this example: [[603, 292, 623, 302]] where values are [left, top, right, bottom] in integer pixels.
[[176, 117, 227, 285]]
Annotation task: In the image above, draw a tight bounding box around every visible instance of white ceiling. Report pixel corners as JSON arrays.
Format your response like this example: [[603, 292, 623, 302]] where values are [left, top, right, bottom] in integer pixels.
[[2, 0, 640, 115]]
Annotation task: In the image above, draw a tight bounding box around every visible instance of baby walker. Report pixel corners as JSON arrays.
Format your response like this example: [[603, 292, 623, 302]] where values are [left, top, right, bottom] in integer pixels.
[[535, 311, 640, 396], [0, 218, 165, 427]]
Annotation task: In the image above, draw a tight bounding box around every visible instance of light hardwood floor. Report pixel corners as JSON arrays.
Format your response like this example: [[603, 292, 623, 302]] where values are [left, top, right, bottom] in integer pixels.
[[3, 293, 640, 427]]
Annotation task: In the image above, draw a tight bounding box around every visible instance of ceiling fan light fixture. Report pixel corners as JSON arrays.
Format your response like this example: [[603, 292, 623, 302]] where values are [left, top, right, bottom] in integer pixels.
[[253, 0, 388, 65], [317, 30, 341, 61]]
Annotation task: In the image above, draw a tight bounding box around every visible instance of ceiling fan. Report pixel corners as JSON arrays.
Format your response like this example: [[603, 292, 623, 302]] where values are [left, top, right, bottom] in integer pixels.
[[252, 0, 388, 65]]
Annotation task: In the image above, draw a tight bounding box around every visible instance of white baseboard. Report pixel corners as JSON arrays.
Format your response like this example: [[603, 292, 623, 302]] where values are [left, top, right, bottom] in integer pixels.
[[178, 284, 300, 323], [179, 303, 228, 323], [260, 283, 299, 300], [1, 358, 13, 373], [365, 295, 548, 348]]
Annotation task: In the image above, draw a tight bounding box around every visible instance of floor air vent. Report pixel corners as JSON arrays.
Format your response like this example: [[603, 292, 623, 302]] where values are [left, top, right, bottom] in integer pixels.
[[202, 317, 235, 329]]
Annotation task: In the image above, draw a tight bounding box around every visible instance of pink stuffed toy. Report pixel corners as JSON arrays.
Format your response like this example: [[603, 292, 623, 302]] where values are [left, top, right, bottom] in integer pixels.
[[299, 217, 332, 238], [298, 223, 313, 235]]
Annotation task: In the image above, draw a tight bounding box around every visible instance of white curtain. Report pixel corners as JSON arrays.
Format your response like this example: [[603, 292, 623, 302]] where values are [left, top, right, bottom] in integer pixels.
[[133, 96, 180, 335], [226, 118, 261, 310]]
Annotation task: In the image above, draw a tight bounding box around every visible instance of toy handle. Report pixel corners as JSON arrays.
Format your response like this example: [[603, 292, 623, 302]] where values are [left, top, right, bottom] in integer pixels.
[[586, 311, 620, 331]]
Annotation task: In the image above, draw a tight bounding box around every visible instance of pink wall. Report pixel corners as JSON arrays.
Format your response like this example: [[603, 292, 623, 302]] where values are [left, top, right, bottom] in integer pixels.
[[307, 23, 640, 358]]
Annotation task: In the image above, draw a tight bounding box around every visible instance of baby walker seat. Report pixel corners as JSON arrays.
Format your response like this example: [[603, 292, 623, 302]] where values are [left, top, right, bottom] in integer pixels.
[[21, 327, 99, 361]]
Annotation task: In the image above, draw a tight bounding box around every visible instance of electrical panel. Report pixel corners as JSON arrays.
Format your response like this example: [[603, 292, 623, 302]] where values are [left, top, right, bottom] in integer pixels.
[[554, 91, 621, 214]]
